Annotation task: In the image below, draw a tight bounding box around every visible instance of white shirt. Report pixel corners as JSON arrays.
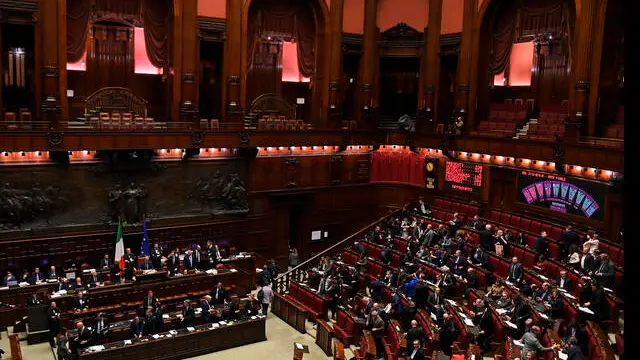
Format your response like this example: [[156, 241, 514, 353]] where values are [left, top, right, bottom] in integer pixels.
[[410, 348, 418, 359], [583, 239, 599, 254]]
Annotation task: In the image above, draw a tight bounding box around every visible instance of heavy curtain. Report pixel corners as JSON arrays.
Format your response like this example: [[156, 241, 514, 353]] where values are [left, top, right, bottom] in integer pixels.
[[489, 0, 575, 74], [67, 0, 93, 63], [141, 0, 172, 68], [246, 0, 316, 77]]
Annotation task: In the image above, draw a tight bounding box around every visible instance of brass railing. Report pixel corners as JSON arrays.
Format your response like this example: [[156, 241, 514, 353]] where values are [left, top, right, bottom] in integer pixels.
[[273, 208, 401, 293]]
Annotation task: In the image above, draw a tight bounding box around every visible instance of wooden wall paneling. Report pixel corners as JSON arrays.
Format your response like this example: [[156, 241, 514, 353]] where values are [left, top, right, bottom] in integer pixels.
[[357, 0, 377, 126], [37, 0, 65, 129], [330, 155, 345, 184], [179, 0, 200, 126], [566, 0, 599, 140], [421, 0, 443, 125], [327, 0, 345, 127], [284, 157, 300, 187], [224, 0, 242, 125], [454, 0, 474, 126], [586, 0, 609, 137]]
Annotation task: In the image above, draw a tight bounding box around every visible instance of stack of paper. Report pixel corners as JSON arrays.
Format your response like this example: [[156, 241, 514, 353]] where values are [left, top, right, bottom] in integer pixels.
[[124, 340, 132, 345], [230, 268, 238, 273], [505, 321, 518, 329], [578, 306, 594, 315], [496, 308, 508, 315], [463, 318, 475, 327], [187, 327, 195, 332], [513, 339, 524, 347]]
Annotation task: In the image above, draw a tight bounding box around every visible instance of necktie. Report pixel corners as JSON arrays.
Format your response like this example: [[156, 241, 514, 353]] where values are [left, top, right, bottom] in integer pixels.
[[435, 294, 438, 304], [511, 265, 516, 278], [560, 278, 564, 287], [598, 261, 605, 273]]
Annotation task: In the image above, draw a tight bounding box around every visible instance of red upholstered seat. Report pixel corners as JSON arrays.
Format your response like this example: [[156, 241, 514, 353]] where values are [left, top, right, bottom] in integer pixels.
[[391, 253, 401, 268], [615, 333, 624, 357], [490, 210, 501, 222], [530, 221, 542, 234], [509, 216, 521, 228], [526, 235, 537, 248], [520, 219, 531, 231], [522, 249, 536, 268], [551, 227, 563, 241], [500, 213, 511, 225]]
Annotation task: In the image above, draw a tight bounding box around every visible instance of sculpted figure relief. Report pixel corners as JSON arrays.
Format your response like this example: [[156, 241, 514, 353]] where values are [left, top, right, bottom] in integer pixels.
[[0, 182, 69, 229], [193, 171, 248, 213], [108, 182, 147, 224]]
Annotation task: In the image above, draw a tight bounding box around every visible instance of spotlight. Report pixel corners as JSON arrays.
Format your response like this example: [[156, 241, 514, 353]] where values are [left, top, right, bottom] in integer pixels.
[[267, 147, 273, 151], [279, 147, 284, 150], [290, 146, 295, 151], [301, 146, 307, 150], [605, 170, 612, 176]]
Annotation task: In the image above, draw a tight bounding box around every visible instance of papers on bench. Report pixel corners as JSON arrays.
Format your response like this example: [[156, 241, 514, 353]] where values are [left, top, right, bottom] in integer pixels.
[[187, 327, 195, 332], [384, 304, 392, 313], [604, 287, 613, 293], [505, 281, 514, 287], [513, 339, 524, 347], [86, 345, 105, 352], [563, 292, 576, 300], [538, 313, 549, 320], [206, 269, 218, 275], [151, 334, 162, 339], [495, 308, 508, 315], [578, 306, 594, 315], [169, 330, 178, 335], [463, 318, 475, 327], [124, 340, 132, 345], [558, 352, 568, 360], [229, 268, 238, 273], [426, 280, 437, 287], [162, 314, 170, 319], [446, 299, 458, 306], [505, 320, 518, 329], [251, 316, 257, 320], [538, 274, 548, 280], [430, 313, 437, 321]]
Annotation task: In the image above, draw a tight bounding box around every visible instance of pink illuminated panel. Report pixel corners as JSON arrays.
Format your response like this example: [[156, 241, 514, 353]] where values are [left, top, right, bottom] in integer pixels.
[[134, 27, 163, 75], [493, 70, 506, 87], [67, 51, 87, 71], [281, 42, 310, 83], [508, 41, 534, 86]]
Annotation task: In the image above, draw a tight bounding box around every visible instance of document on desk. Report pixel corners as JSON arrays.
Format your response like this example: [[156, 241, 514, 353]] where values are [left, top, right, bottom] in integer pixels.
[[463, 318, 475, 327], [212, 323, 220, 329], [558, 352, 568, 360], [230, 268, 238, 273], [558, 288, 567, 293], [578, 306, 594, 315], [169, 330, 178, 335], [563, 293, 576, 300], [88, 345, 105, 352], [538, 274, 548, 280], [505, 320, 518, 329], [505, 281, 514, 287], [187, 327, 195, 332], [513, 339, 524, 347], [446, 299, 458, 306], [162, 314, 170, 319], [426, 281, 437, 287], [495, 308, 508, 315], [251, 316, 257, 320], [124, 340, 132, 345], [430, 313, 437, 321], [384, 304, 392, 313], [152, 334, 161, 339], [539, 313, 549, 320], [458, 312, 468, 320], [604, 287, 613, 293]]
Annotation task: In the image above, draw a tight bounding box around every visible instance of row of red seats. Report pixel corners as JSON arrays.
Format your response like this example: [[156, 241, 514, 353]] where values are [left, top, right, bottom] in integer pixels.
[[478, 121, 517, 131], [434, 198, 480, 216], [430, 209, 468, 226], [333, 308, 357, 345], [286, 281, 328, 319], [604, 124, 624, 139], [488, 103, 529, 124], [488, 210, 624, 267], [527, 123, 565, 136]]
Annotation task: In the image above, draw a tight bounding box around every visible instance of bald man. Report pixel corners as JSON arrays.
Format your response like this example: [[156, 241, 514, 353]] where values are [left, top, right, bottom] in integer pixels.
[[405, 319, 427, 348]]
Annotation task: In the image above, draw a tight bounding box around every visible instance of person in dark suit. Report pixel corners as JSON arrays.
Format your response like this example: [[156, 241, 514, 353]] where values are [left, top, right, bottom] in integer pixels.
[[427, 287, 444, 314], [139, 256, 153, 270], [47, 266, 59, 280], [56, 334, 72, 360], [31, 267, 45, 283], [99, 254, 113, 270], [201, 295, 214, 322], [557, 270, 573, 292], [506, 295, 531, 337], [451, 250, 468, 275], [547, 289, 563, 319], [592, 254, 614, 288], [506, 257, 524, 283], [210, 282, 227, 305], [413, 279, 429, 309], [92, 312, 109, 343], [582, 282, 606, 321], [563, 319, 588, 356], [74, 321, 92, 351], [579, 249, 595, 275], [48, 301, 61, 346], [535, 232, 548, 256], [181, 300, 196, 328], [150, 243, 163, 270], [405, 320, 426, 348], [26, 292, 43, 307], [353, 240, 366, 258], [380, 245, 392, 265], [439, 313, 459, 356], [469, 215, 485, 231], [130, 316, 145, 338], [4, 271, 16, 285], [448, 213, 462, 235], [88, 270, 101, 288], [183, 250, 196, 271], [472, 299, 494, 354], [565, 336, 585, 360], [437, 267, 456, 298], [143, 310, 156, 335], [166, 250, 180, 276], [243, 293, 261, 318], [471, 248, 489, 268], [408, 339, 425, 360], [73, 292, 89, 311], [192, 245, 202, 269], [143, 290, 158, 310], [561, 226, 581, 259], [370, 310, 386, 358], [479, 224, 494, 251], [123, 248, 137, 280], [493, 291, 512, 309], [369, 276, 384, 303], [462, 267, 480, 297]]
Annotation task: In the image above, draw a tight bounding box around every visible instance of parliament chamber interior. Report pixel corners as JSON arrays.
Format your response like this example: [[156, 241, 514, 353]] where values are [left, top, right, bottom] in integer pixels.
[[0, 0, 625, 359]]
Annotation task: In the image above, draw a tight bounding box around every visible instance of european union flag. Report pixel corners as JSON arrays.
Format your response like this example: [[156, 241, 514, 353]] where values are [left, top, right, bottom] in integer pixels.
[[140, 220, 150, 256]]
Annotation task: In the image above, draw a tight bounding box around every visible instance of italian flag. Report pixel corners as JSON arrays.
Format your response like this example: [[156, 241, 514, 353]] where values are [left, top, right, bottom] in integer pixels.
[[115, 221, 125, 272]]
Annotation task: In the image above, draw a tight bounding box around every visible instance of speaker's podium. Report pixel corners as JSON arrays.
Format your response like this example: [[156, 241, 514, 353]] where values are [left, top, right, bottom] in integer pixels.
[[293, 343, 310, 360], [26, 305, 50, 344]]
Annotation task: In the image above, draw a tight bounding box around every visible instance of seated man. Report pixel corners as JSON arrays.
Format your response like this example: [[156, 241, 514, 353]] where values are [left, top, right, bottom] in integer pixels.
[[47, 266, 59, 280], [88, 270, 102, 288], [31, 267, 45, 283], [243, 293, 261, 318], [26, 292, 43, 307], [450, 250, 468, 275], [72, 277, 85, 290], [130, 316, 145, 339], [4, 271, 17, 285], [99, 254, 112, 270], [139, 256, 154, 271], [462, 267, 480, 297], [73, 292, 89, 311]]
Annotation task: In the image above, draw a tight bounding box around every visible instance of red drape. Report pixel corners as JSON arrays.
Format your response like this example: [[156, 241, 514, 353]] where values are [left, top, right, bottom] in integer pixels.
[[67, 0, 93, 63], [141, 0, 172, 68], [370, 151, 425, 186], [488, 1, 518, 75]]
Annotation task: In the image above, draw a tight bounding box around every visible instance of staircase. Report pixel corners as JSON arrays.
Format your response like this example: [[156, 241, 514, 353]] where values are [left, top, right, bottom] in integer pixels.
[[514, 118, 536, 139]]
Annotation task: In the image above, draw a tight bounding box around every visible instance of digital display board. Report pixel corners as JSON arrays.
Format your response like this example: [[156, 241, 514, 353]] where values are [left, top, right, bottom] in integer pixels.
[[444, 161, 484, 194], [517, 170, 605, 220]]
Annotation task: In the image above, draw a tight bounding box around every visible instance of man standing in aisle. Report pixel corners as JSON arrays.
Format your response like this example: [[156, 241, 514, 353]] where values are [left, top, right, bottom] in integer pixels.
[[258, 283, 274, 315]]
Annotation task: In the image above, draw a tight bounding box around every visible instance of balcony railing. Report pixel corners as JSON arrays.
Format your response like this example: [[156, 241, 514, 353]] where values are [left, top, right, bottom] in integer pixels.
[[273, 208, 401, 294]]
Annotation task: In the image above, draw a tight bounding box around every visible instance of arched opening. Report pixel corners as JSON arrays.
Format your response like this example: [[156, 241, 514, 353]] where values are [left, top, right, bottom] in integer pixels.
[[473, 0, 576, 139], [244, 0, 328, 124], [65, 0, 173, 122]]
